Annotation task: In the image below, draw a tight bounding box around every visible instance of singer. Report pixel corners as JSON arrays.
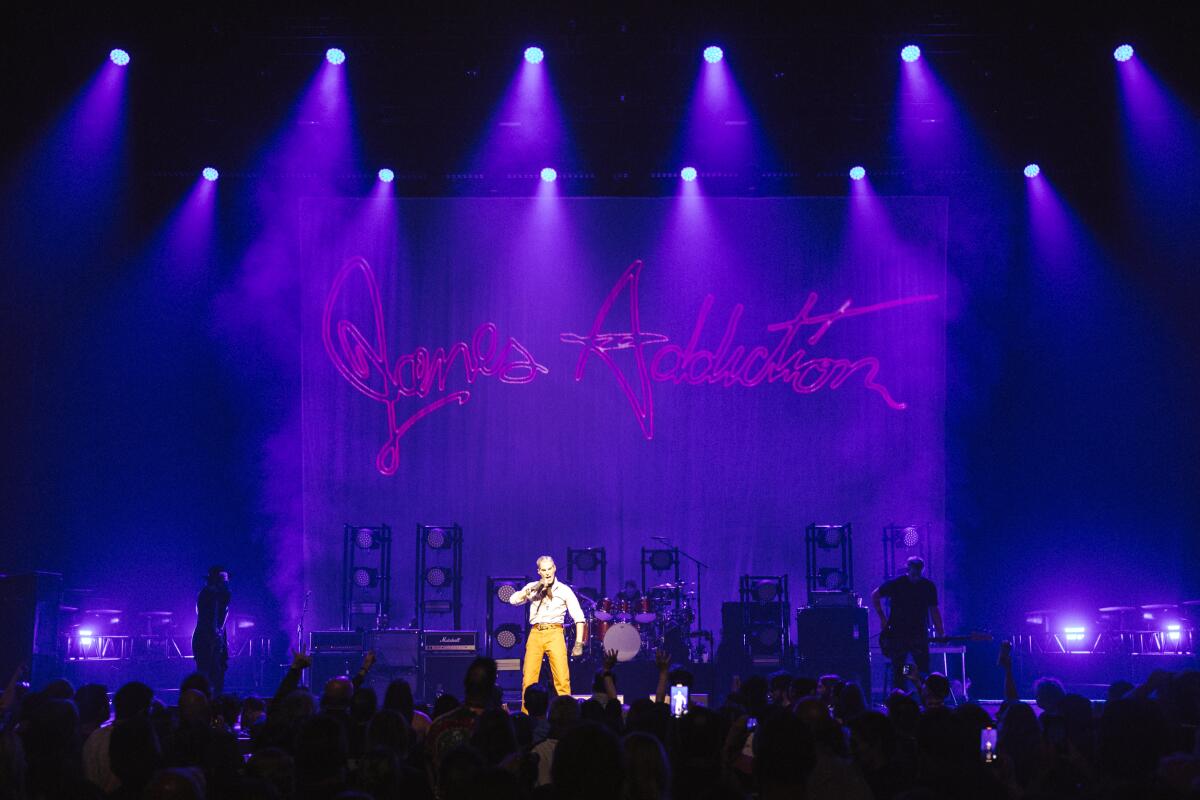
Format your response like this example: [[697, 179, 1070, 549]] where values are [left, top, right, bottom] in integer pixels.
[[509, 555, 587, 708]]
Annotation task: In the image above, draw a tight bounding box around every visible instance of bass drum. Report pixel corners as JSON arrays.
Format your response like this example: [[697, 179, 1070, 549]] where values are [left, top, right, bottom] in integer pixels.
[[601, 622, 642, 662]]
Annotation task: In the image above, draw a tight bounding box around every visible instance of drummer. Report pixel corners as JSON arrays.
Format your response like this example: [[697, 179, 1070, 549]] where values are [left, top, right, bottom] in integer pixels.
[[617, 580, 642, 604]]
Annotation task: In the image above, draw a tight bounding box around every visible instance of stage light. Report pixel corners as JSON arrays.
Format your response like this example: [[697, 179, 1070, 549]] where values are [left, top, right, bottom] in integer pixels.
[[680, 166, 698, 182], [1113, 44, 1134, 63], [377, 168, 395, 183], [648, 549, 676, 572], [901, 526, 920, 547], [1063, 625, 1087, 643], [109, 49, 130, 67], [425, 527, 448, 549], [849, 165, 866, 181], [901, 45, 922, 63], [819, 567, 848, 590], [1167, 623, 1182, 642], [201, 167, 219, 182], [1024, 163, 1041, 178], [325, 48, 346, 65], [753, 579, 780, 603], [816, 525, 847, 549], [493, 623, 522, 650], [572, 550, 599, 572], [703, 46, 724, 64], [524, 46, 544, 64], [425, 566, 451, 588], [354, 527, 377, 549], [495, 582, 518, 603], [540, 167, 557, 183], [352, 568, 378, 588]]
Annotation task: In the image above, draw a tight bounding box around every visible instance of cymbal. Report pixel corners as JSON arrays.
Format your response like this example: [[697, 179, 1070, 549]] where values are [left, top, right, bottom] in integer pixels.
[[651, 581, 692, 590]]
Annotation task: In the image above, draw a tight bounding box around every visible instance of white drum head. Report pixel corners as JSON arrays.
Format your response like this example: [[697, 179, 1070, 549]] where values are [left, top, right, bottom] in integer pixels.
[[602, 622, 641, 662]]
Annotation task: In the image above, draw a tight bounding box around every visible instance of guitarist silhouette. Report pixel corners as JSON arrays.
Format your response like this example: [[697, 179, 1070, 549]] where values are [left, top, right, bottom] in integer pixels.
[[872, 556, 943, 690]]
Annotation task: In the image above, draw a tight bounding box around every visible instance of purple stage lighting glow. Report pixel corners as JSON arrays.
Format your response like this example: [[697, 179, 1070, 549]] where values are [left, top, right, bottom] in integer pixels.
[[1063, 625, 1087, 642], [1113, 44, 1134, 63], [1024, 163, 1041, 178], [540, 167, 557, 183], [680, 166, 698, 182], [325, 48, 346, 65], [849, 165, 866, 181], [703, 45, 724, 64], [201, 166, 219, 182], [901, 44, 922, 63], [109, 48, 130, 66], [377, 168, 395, 183], [524, 46, 544, 64]]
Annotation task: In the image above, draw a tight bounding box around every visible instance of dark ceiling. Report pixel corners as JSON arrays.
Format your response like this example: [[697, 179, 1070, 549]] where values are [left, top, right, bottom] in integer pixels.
[[4, 4, 1199, 196]]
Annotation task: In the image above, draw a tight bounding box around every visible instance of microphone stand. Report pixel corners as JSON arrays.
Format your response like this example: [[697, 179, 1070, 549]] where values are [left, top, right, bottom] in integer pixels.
[[298, 590, 311, 681], [653, 537, 710, 636]]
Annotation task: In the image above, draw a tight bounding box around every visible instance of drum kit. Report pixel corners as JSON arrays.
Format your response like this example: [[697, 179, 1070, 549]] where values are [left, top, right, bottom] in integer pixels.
[[583, 582, 697, 662]]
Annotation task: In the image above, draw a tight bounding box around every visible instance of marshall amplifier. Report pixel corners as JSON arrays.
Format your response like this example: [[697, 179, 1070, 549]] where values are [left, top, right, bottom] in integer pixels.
[[422, 630, 478, 653], [421, 631, 478, 702]]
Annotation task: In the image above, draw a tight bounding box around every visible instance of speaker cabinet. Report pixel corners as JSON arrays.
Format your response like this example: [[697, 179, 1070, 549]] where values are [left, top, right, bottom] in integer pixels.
[[0, 572, 63, 689], [361, 629, 420, 695], [422, 655, 475, 702], [310, 651, 362, 692], [795, 606, 870, 695]]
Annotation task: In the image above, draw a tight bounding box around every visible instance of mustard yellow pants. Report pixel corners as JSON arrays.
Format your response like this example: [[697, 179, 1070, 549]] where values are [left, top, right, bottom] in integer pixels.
[[522, 624, 572, 709]]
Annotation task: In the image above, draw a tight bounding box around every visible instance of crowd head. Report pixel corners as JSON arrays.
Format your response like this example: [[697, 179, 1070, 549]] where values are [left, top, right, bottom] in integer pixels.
[[1, 657, 1197, 799]]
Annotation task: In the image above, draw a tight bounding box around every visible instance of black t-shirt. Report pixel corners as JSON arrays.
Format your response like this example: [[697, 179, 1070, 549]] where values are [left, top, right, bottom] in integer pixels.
[[196, 584, 231, 637], [878, 576, 937, 637]]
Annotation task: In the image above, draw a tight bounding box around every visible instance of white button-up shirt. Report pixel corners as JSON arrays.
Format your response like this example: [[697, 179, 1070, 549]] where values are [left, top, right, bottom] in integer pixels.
[[510, 579, 586, 626]]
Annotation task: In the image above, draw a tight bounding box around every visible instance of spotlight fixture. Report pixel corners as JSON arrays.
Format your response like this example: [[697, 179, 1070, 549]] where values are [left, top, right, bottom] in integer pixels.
[[1113, 44, 1134, 63], [818, 567, 848, 590], [377, 168, 395, 183], [109, 49, 130, 66], [425, 566, 451, 588], [425, 527, 449, 549], [753, 579, 780, 603], [703, 45, 724, 64], [901, 526, 920, 547], [571, 550, 599, 572], [815, 526, 846, 549], [1024, 163, 1041, 179], [352, 567, 378, 588], [1063, 625, 1087, 643], [495, 582, 518, 603], [354, 527, 378, 550], [201, 167, 219, 182], [849, 166, 866, 181], [493, 623, 523, 650], [648, 549, 676, 572], [540, 167, 558, 183], [901, 45, 921, 63], [524, 46, 545, 64], [680, 166, 698, 182], [325, 48, 346, 65]]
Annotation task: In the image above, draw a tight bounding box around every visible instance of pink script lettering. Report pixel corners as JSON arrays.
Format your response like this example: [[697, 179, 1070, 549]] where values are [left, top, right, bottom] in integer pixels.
[[322, 257, 548, 475], [560, 260, 937, 440]]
